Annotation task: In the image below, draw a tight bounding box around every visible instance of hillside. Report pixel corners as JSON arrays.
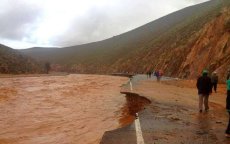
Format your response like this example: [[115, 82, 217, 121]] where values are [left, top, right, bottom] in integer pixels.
[[0, 44, 44, 74], [21, 0, 230, 80]]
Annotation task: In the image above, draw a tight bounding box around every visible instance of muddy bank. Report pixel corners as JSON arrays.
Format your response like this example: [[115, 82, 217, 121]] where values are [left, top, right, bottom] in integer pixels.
[[119, 92, 151, 126]]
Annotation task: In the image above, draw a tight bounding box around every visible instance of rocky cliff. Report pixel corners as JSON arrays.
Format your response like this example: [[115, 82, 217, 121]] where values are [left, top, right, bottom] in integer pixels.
[[108, 0, 230, 81]]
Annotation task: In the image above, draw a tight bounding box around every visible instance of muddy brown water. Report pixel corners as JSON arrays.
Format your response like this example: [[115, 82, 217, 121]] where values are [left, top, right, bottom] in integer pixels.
[[0, 74, 149, 144]]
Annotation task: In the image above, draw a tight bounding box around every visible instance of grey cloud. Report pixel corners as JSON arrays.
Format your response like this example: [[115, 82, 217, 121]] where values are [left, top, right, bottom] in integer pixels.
[[0, 0, 210, 48], [0, 1, 42, 40], [51, 0, 173, 46], [50, 8, 110, 46], [190, 0, 209, 3], [53, 0, 210, 47]]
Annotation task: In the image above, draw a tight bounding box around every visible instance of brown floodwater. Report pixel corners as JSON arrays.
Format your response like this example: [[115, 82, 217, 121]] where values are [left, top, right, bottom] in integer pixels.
[[0, 74, 133, 144]]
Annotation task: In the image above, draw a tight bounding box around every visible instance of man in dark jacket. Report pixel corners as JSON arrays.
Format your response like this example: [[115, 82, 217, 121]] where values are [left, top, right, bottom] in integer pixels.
[[196, 70, 212, 113], [225, 77, 230, 137]]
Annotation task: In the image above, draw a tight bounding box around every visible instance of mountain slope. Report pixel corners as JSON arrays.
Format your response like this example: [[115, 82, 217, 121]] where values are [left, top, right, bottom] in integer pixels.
[[21, 0, 230, 80], [0, 44, 44, 74]]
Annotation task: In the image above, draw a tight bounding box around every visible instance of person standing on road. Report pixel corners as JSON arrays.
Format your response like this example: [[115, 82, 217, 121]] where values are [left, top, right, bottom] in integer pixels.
[[155, 70, 160, 82], [225, 77, 230, 137], [211, 72, 218, 93], [146, 71, 149, 78], [196, 70, 212, 113]]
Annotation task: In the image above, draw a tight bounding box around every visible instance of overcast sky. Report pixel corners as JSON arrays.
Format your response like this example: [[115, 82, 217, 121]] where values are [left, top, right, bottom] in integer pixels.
[[0, 0, 209, 49]]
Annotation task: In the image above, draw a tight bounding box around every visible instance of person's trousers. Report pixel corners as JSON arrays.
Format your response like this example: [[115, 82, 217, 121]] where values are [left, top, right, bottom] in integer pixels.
[[226, 91, 230, 134], [212, 82, 217, 92], [199, 94, 209, 110], [226, 112, 230, 134]]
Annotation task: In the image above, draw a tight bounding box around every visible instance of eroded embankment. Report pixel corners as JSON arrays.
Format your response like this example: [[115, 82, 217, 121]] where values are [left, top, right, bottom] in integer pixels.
[[119, 91, 151, 127]]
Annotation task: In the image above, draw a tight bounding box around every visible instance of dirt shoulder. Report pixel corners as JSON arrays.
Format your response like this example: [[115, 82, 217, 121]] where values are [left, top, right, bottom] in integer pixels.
[[124, 79, 230, 143]]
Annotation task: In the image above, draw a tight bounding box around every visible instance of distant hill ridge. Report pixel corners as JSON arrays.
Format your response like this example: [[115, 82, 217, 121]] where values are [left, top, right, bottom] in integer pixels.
[[20, 0, 230, 80], [0, 44, 43, 74]]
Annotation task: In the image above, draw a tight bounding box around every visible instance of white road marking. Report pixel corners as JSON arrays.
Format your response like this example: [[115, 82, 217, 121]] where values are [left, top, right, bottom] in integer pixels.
[[130, 80, 133, 91], [135, 113, 145, 144]]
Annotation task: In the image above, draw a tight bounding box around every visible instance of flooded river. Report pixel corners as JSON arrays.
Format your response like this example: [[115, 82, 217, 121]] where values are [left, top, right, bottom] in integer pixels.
[[0, 74, 131, 144]]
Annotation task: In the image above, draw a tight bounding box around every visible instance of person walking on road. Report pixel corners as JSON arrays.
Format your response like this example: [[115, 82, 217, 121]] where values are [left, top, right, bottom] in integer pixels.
[[155, 70, 160, 82], [196, 70, 212, 113], [225, 77, 230, 137], [211, 72, 218, 93]]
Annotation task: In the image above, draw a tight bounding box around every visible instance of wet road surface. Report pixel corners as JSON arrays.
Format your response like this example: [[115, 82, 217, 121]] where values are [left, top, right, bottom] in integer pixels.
[[100, 75, 230, 144]]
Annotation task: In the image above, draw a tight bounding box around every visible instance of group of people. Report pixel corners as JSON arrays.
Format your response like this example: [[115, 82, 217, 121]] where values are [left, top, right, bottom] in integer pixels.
[[196, 69, 230, 137], [146, 70, 163, 82]]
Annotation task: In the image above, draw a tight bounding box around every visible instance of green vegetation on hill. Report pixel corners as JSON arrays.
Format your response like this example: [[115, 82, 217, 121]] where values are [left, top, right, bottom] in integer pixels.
[[0, 44, 44, 74]]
